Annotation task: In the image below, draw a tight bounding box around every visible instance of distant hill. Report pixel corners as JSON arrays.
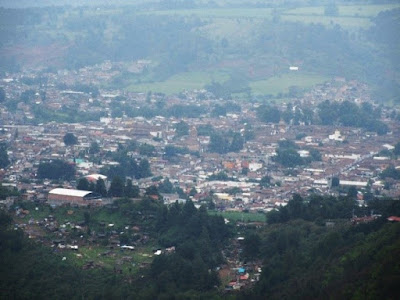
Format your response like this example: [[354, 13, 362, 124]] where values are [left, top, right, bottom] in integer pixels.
[[0, 1, 399, 102]]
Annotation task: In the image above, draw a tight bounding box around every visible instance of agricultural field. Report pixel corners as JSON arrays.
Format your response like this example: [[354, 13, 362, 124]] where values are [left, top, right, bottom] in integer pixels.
[[285, 4, 400, 17], [143, 8, 274, 19], [62, 244, 154, 274], [250, 73, 330, 96], [145, 3, 400, 30], [127, 71, 230, 94]]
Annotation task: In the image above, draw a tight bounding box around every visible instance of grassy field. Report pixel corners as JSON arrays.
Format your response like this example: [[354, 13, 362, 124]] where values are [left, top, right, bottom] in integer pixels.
[[64, 244, 155, 273], [127, 71, 229, 94], [250, 72, 329, 96], [209, 210, 266, 223], [145, 4, 400, 30], [281, 14, 372, 29], [144, 8, 274, 19], [286, 4, 400, 17], [126, 71, 329, 96]]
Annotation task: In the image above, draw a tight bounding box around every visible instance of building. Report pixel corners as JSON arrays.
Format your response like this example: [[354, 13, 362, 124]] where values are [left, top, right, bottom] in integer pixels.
[[48, 188, 102, 206]]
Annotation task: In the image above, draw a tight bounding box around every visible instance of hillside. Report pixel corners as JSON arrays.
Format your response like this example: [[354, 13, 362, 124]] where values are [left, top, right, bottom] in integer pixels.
[[0, 1, 399, 102]]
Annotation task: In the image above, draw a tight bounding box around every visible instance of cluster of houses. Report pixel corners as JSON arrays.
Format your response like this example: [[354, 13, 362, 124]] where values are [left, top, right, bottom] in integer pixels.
[[0, 65, 399, 213]]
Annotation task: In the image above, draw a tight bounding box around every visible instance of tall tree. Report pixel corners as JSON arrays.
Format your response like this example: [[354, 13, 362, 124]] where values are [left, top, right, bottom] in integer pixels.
[[108, 176, 124, 197], [229, 132, 244, 152], [89, 141, 100, 154], [0, 87, 5, 103], [95, 178, 107, 197], [137, 159, 152, 179], [124, 179, 139, 198], [63, 133, 78, 146], [0, 144, 10, 169], [77, 178, 90, 190], [174, 120, 189, 137]]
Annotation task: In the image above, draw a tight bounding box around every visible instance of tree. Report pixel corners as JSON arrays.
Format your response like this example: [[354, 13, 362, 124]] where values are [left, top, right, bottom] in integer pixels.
[[124, 179, 139, 198], [158, 178, 175, 193], [257, 105, 281, 124], [145, 185, 159, 198], [84, 211, 90, 225], [394, 141, 400, 155], [89, 141, 100, 154], [0, 144, 10, 169], [331, 177, 340, 188], [242, 233, 261, 260], [274, 148, 304, 167], [95, 178, 107, 197], [260, 175, 271, 188], [309, 148, 322, 161], [0, 87, 5, 102], [137, 159, 152, 179], [174, 120, 189, 137], [37, 160, 75, 180], [380, 165, 400, 180], [209, 133, 229, 154], [77, 178, 90, 190], [139, 143, 156, 156], [108, 176, 124, 197], [63, 133, 78, 146], [197, 124, 214, 136], [164, 145, 189, 158], [20, 89, 35, 103], [229, 132, 244, 152], [189, 187, 197, 197]]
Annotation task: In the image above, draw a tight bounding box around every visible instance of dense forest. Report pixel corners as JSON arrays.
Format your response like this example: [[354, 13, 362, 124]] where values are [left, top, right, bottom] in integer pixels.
[[239, 195, 400, 300]]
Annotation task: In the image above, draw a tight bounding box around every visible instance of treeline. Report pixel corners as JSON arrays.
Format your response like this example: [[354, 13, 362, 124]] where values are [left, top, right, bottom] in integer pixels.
[[267, 194, 358, 224], [257, 100, 388, 135]]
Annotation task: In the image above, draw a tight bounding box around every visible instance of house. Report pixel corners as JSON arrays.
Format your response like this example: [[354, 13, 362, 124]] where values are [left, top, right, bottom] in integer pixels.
[[48, 188, 102, 206], [387, 216, 400, 222]]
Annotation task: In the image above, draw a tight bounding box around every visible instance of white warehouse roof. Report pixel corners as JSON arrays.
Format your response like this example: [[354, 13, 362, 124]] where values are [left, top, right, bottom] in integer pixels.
[[49, 188, 93, 197]]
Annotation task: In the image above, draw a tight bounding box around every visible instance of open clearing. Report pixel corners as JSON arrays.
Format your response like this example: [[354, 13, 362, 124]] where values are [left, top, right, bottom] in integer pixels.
[[209, 210, 266, 223], [127, 71, 229, 94], [145, 4, 400, 30], [250, 73, 329, 96]]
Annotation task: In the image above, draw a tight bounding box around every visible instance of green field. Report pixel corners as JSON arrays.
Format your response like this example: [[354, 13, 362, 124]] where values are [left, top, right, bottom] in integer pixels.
[[145, 4, 400, 30], [64, 244, 154, 273], [281, 14, 372, 29], [286, 4, 400, 17], [145, 8, 274, 19], [209, 210, 266, 223], [127, 71, 229, 94], [125, 71, 329, 96], [250, 73, 329, 96]]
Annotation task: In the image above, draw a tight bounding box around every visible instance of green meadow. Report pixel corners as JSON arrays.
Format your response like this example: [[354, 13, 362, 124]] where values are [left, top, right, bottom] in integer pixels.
[[127, 71, 230, 94], [250, 73, 330, 96]]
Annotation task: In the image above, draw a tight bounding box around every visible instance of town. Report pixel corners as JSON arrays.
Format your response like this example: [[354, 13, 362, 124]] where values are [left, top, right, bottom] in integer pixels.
[[1, 60, 399, 212]]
